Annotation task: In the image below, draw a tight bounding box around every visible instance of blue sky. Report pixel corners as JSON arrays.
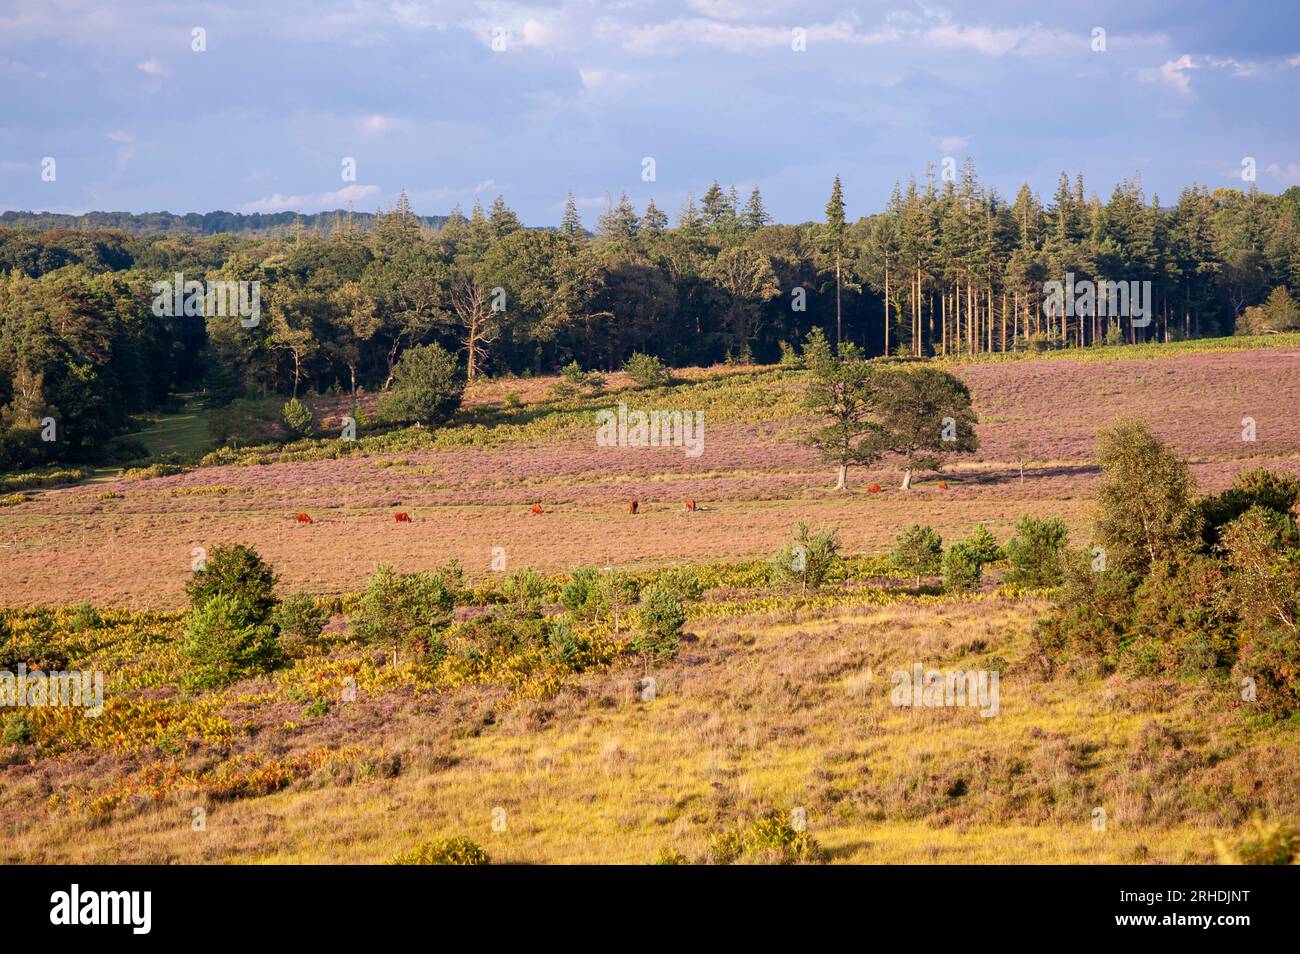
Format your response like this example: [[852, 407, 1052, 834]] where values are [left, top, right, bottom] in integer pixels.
[[2, 0, 1298, 225]]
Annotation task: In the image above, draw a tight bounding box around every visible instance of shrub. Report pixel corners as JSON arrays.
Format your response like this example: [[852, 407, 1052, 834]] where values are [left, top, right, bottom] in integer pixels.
[[708, 810, 825, 865], [501, 567, 547, 617], [272, 592, 330, 657], [348, 564, 454, 659], [769, 523, 840, 595], [560, 567, 602, 620], [390, 836, 491, 866], [280, 398, 314, 439], [633, 584, 686, 662], [655, 566, 704, 603], [183, 594, 282, 691], [186, 543, 278, 624], [623, 352, 670, 388], [546, 618, 584, 668], [965, 524, 1002, 565], [2, 714, 34, 746], [942, 541, 983, 593], [1196, 468, 1300, 549], [381, 344, 466, 427], [1215, 819, 1300, 864], [1003, 516, 1070, 587], [70, 600, 103, 631], [891, 524, 943, 587], [559, 360, 606, 392]]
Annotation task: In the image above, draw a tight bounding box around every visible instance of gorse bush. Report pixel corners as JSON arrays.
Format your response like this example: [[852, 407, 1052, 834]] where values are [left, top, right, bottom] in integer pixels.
[[707, 810, 825, 865]]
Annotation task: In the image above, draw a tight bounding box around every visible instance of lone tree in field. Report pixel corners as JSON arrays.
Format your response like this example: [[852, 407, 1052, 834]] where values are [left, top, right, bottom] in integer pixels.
[[802, 328, 882, 490], [872, 366, 978, 489], [1094, 418, 1200, 575]]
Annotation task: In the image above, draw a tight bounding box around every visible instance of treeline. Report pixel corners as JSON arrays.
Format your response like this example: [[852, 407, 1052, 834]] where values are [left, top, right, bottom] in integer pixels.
[[2, 167, 1298, 469], [0, 209, 450, 237]]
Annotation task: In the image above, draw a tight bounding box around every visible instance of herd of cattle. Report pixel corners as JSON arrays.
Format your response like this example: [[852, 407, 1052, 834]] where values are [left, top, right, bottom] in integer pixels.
[[291, 498, 701, 524]]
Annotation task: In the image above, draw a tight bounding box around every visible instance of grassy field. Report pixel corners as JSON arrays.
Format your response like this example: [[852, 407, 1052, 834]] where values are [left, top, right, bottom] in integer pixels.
[[1, 339, 1298, 864]]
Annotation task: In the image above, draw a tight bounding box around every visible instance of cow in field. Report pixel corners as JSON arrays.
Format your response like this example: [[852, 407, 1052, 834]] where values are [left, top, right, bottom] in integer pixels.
[[295, 512, 313, 523], [394, 512, 411, 522], [867, 484, 882, 494], [684, 499, 696, 512], [629, 499, 639, 514], [530, 503, 545, 515], [938, 481, 949, 490]]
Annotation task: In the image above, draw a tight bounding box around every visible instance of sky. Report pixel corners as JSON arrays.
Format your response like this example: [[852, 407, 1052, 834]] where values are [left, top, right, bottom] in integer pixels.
[[1, 0, 1298, 226]]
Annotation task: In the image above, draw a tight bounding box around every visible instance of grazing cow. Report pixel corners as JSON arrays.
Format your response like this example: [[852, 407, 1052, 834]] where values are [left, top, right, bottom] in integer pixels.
[[867, 484, 882, 494], [684, 499, 696, 512], [629, 499, 639, 514], [394, 512, 411, 523], [295, 512, 313, 523], [938, 481, 949, 490], [530, 503, 544, 515]]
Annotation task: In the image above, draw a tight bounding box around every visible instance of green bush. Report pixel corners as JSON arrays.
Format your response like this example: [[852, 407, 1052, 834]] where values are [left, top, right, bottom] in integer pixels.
[[1196, 468, 1300, 549], [623, 352, 670, 388], [2, 714, 34, 746], [272, 592, 330, 657], [965, 524, 1002, 565], [1003, 516, 1070, 587], [942, 541, 983, 593], [186, 543, 278, 624], [348, 564, 454, 659], [280, 398, 314, 439], [634, 584, 686, 661], [708, 810, 825, 865], [70, 600, 103, 631], [560, 567, 602, 620], [769, 523, 840, 595], [381, 344, 466, 427], [390, 836, 491, 866], [501, 566, 547, 617], [891, 524, 943, 586], [182, 594, 282, 691]]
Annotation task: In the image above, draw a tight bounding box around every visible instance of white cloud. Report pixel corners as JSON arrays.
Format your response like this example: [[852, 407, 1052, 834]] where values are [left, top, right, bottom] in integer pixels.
[[1140, 54, 1197, 94], [362, 114, 393, 132], [240, 184, 381, 213], [136, 58, 170, 77], [1264, 162, 1300, 183], [939, 135, 968, 153]]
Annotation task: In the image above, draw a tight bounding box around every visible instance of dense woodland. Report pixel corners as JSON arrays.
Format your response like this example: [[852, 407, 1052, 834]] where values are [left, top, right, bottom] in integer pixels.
[[2, 162, 1299, 469]]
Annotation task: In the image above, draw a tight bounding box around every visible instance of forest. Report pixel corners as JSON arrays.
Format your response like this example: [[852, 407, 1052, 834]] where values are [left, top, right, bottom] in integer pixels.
[[2, 161, 1299, 469]]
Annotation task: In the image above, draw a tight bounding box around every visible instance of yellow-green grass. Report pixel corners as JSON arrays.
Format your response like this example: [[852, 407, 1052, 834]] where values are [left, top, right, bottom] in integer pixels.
[[6, 594, 1294, 865]]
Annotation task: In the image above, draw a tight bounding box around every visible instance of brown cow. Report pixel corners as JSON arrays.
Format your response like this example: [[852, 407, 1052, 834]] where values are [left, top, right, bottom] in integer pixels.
[[867, 484, 882, 494], [629, 499, 639, 514], [394, 512, 411, 522], [684, 499, 696, 512], [530, 503, 544, 515], [938, 481, 949, 490], [295, 512, 313, 523]]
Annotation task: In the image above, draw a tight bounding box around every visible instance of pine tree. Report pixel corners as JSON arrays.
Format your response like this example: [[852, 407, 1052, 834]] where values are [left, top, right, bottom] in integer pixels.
[[560, 192, 583, 238], [488, 195, 522, 239], [821, 176, 847, 347], [641, 199, 668, 236], [743, 186, 771, 230]]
